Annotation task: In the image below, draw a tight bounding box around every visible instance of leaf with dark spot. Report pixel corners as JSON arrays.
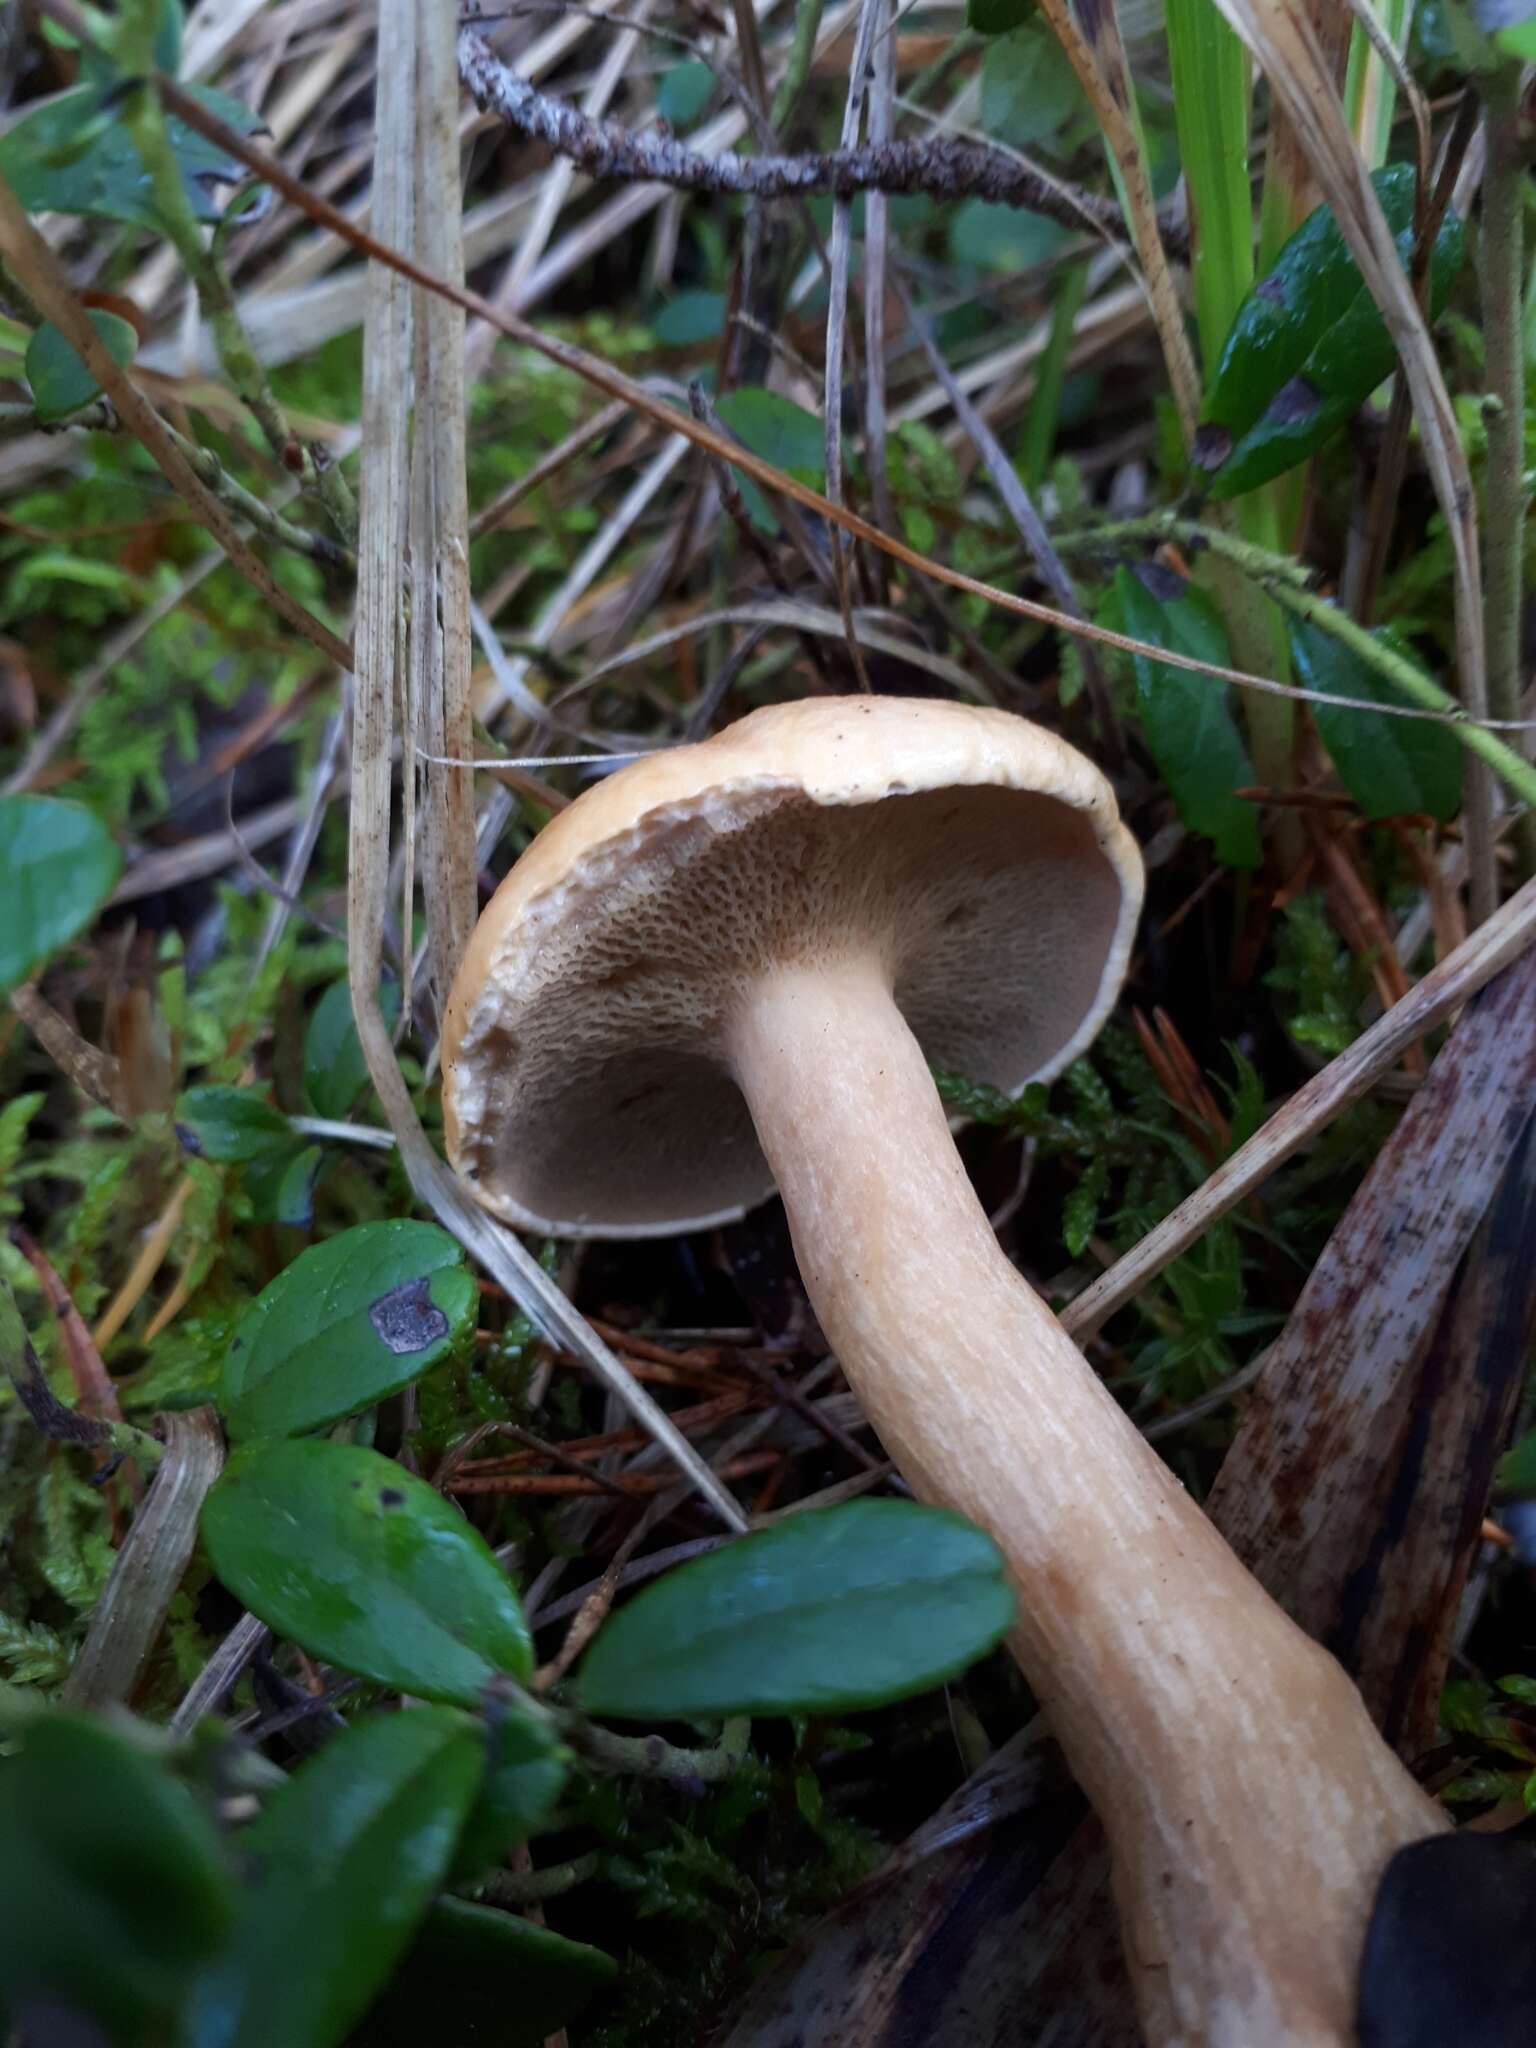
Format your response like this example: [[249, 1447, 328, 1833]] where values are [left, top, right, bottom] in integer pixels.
[[202, 1440, 534, 1699], [222, 1222, 476, 1441], [1197, 165, 1464, 497]]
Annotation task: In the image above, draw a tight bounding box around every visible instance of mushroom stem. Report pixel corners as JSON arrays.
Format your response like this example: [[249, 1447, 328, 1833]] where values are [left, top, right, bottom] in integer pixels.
[[727, 955, 1445, 2048]]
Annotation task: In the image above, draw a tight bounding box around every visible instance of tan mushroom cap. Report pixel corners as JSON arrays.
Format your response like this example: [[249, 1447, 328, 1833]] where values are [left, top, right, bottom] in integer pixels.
[[442, 696, 1143, 1237]]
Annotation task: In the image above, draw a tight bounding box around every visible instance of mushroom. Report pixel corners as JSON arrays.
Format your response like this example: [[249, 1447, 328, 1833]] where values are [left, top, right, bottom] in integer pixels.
[[442, 697, 1444, 2046]]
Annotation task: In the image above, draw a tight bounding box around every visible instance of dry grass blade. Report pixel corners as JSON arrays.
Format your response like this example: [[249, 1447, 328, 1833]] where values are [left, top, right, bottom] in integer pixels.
[[1031, 0, 1201, 436], [61, 1409, 223, 1709], [351, 8, 746, 1534], [414, 0, 477, 1005], [9, 987, 123, 1119], [170, 1611, 269, 1736], [1064, 870, 1536, 1342], [1206, 0, 1497, 921]]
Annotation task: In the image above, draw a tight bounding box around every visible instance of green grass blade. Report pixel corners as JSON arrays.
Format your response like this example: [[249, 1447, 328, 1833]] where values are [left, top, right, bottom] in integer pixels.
[[1166, 0, 1254, 369], [1019, 259, 1089, 490]]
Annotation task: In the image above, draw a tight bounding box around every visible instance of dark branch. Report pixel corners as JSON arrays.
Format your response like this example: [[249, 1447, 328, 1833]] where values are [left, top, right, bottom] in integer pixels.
[[458, 30, 1176, 252]]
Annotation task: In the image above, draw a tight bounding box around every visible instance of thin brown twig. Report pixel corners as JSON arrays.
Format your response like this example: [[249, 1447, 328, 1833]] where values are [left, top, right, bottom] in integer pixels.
[[449, 1449, 780, 1496], [10, 1227, 124, 1425]]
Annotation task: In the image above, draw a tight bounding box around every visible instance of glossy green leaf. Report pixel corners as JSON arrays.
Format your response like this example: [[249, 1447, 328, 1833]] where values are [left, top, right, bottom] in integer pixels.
[[176, 1086, 295, 1163], [1116, 565, 1261, 868], [222, 1220, 477, 1441], [967, 0, 1036, 31], [451, 1713, 569, 1882], [0, 1713, 232, 2043], [1288, 616, 1461, 821], [979, 27, 1080, 147], [0, 793, 121, 996], [202, 1439, 534, 1701], [1195, 165, 1465, 497], [577, 1500, 1014, 1720], [184, 1708, 481, 2048], [353, 1898, 617, 2048], [244, 1142, 324, 1231], [0, 83, 260, 232], [25, 310, 136, 424], [304, 977, 399, 1119]]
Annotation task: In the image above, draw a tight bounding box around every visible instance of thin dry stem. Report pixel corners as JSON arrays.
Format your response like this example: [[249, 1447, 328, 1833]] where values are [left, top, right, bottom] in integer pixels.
[[1065, 871, 1536, 1340]]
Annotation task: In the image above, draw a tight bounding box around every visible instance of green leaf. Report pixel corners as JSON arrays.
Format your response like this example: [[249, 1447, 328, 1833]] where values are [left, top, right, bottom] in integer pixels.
[[1116, 565, 1261, 867], [979, 27, 1080, 147], [451, 1713, 569, 1882], [1288, 616, 1461, 821], [948, 199, 1069, 272], [184, 1708, 482, 2048], [1195, 165, 1465, 497], [1496, 1674, 1536, 1707], [201, 1439, 534, 1702], [245, 1142, 324, 1230], [353, 1898, 617, 2048], [713, 387, 829, 535], [222, 1220, 477, 1441], [968, 0, 1036, 32], [175, 1086, 295, 1163], [576, 1500, 1014, 1720], [656, 59, 715, 124], [25, 310, 136, 424], [0, 793, 121, 996], [653, 290, 726, 347], [1165, 0, 1253, 367], [714, 387, 825, 478], [304, 977, 399, 1119], [0, 82, 261, 232], [0, 1713, 233, 2042]]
